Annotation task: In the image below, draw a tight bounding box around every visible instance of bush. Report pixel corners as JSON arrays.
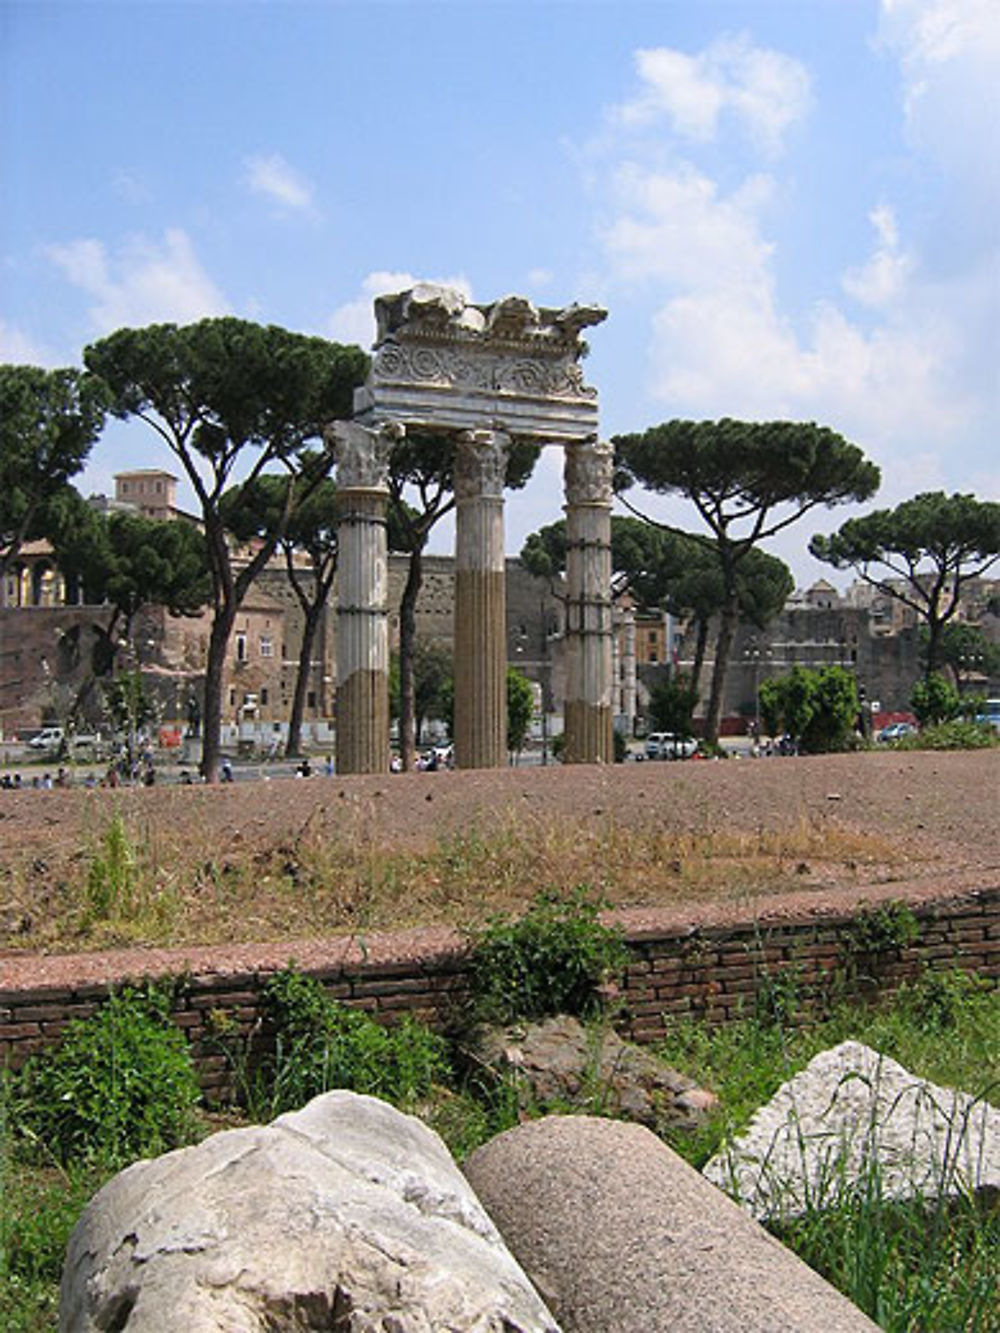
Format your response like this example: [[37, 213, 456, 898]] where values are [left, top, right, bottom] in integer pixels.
[[256, 969, 448, 1115], [895, 718, 998, 750], [465, 888, 628, 1025], [13, 984, 200, 1166], [910, 673, 961, 727]]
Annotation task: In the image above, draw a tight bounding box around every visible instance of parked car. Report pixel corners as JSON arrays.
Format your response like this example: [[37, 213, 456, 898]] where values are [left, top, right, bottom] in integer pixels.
[[27, 726, 100, 753], [877, 722, 916, 743], [644, 732, 698, 760]]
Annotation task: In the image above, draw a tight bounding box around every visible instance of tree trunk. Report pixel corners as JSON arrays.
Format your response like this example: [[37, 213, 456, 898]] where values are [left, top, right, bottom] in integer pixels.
[[201, 603, 236, 783], [398, 541, 426, 771], [286, 601, 324, 758], [704, 592, 739, 747], [691, 616, 710, 705], [925, 616, 943, 679]]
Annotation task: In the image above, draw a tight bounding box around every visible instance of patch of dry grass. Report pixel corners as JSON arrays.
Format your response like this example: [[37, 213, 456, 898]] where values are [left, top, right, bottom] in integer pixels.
[[1, 800, 915, 954]]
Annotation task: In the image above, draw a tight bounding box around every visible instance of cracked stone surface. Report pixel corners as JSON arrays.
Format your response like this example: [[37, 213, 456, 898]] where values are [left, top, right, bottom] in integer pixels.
[[60, 1091, 560, 1332]]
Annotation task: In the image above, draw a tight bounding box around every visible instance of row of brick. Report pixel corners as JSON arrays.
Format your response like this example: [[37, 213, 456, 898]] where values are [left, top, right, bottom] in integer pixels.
[[2, 887, 997, 1101]]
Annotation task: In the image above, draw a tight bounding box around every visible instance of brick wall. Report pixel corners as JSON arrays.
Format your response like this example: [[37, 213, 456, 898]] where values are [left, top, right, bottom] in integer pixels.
[[2, 887, 997, 1103]]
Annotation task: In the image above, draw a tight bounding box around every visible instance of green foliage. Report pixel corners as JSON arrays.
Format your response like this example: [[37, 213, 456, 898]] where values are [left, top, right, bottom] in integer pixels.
[[0, 1160, 105, 1305], [13, 984, 200, 1166], [757, 676, 784, 738], [84, 809, 138, 920], [101, 668, 158, 741], [256, 969, 448, 1116], [0, 363, 107, 571], [840, 902, 921, 962], [84, 318, 369, 780], [932, 620, 1000, 682], [648, 673, 699, 736], [896, 967, 994, 1033], [613, 728, 628, 763], [910, 672, 961, 726], [753, 964, 802, 1027], [506, 666, 534, 756], [614, 417, 878, 743], [811, 492, 1000, 676], [758, 665, 859, 752], [895, 718, 999, 750], [465, 889, 628, 1025]]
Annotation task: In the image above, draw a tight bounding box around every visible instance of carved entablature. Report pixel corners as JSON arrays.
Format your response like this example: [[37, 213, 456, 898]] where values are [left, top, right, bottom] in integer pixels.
[[564, 439, 614, 508], [326, 419, 404, 492], [355, 285, 606, 443], [454, 429, 511, 502]]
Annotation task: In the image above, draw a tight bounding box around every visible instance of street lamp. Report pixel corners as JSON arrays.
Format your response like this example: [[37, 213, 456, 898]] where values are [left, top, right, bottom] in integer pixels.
[[743, 637, 770, 742]]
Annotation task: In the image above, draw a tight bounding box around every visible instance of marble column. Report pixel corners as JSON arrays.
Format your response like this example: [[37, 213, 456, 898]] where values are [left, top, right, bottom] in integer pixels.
[[454, 428, 509, 769], [330, 419, 402, 775], [563, 439, 614, 764]]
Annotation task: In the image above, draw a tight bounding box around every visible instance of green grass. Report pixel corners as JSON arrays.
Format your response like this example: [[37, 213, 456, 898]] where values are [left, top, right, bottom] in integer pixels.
[[654, 970, 999, 1332]]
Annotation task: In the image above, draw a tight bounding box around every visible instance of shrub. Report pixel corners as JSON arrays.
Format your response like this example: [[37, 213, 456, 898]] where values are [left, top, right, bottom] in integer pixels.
[[256, 968, 448, 1115], [13, 984, 200, 1166], [465, 888, 628, 1025], [910, 673, 961, 727], [895, 718, 998, 751]]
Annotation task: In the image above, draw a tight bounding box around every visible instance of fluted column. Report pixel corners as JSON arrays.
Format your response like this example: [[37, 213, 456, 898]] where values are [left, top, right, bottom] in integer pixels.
[[564, 438, 614, 764], [330, 419, 402, 775], [454, 428, 509, 769]]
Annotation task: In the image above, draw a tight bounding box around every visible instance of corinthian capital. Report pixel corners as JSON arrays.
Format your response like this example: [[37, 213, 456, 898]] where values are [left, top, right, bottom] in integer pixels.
[[565, 438, 613, 507], [455, 428, 511, 502], [327, 419, 404, 492]]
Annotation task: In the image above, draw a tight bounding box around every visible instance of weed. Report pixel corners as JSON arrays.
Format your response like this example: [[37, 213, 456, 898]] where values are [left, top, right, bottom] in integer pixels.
[[12, 982, 201, 1167], [249, 968, 449, 1117], [464, 888, 628, 1025], [839, 902, 922, 990], [83, 809, 137, 921], [753, 962, 803, 1028]]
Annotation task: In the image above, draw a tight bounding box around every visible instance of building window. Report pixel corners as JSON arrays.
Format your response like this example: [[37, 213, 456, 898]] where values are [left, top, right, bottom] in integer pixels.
[[229, 689, 236, 707], [260, 688, 269, 705], [307, 690, 317, 709], [235, 632, 247, 662], [259, 635, 273, 658]]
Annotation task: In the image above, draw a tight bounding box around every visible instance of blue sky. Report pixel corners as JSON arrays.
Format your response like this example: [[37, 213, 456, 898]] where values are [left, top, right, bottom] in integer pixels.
[[3, 0, 997, 586]]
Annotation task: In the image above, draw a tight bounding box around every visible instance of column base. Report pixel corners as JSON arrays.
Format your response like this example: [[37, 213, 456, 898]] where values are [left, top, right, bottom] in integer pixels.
[[563, 699, 613, 765], [336, 668, 389, 775]]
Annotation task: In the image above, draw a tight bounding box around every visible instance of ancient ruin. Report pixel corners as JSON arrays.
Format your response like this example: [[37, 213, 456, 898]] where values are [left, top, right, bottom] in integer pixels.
[[329, 284, 610, 773]]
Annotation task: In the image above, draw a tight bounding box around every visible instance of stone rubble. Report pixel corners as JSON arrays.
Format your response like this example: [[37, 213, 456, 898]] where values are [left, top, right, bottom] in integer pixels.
[[703, 1039, 1000, 1221]]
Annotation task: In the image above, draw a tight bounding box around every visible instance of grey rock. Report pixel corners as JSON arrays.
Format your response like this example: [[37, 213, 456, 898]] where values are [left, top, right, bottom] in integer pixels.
[[61, 1091, 561, 1332], [471, 1014, 717, 1132], [464, 1115, 879, 1333], [704, 1039, 1000, 1220]]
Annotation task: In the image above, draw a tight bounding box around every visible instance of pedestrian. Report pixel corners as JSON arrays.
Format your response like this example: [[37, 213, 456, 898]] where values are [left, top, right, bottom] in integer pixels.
[[220, 758, 234, 783]]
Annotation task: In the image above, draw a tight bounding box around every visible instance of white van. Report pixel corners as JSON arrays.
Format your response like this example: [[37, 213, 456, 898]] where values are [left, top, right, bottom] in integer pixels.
[[644, 732, 698, 760]]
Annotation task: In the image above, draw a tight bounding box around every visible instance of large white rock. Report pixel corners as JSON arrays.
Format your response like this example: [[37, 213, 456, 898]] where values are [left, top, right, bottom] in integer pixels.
[[704, 1040, 1000, 1221], [60, 1091, 561, 1332]]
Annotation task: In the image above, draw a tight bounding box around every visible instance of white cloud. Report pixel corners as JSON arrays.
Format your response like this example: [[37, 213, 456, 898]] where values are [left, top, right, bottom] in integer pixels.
[[601, 155, 970, 466], [841, 204, 915, 308], [0, 319, 57, 365], [878, 0, 1000, 203], [615, 34, 811, 154], [243, 153, 316, 214], [327, 270, 473, 348], [43, 229, 228, 333]]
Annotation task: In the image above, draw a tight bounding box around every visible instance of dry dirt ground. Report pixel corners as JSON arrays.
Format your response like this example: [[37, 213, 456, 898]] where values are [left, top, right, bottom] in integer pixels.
[[1, 750, 998, 991]]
